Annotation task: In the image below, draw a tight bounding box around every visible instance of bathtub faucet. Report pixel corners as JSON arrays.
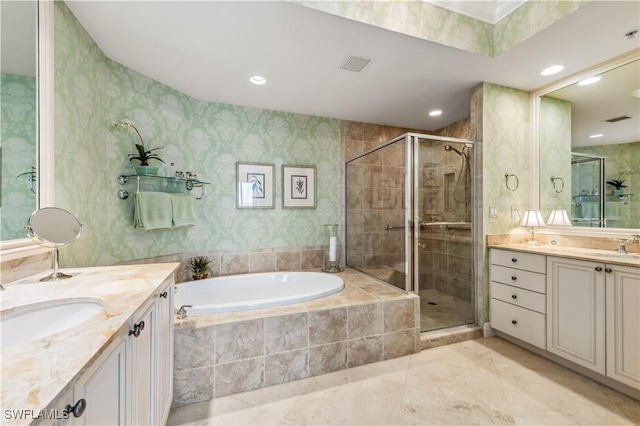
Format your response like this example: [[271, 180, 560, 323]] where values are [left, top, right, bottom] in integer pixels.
[[176, 305, 192, 319]]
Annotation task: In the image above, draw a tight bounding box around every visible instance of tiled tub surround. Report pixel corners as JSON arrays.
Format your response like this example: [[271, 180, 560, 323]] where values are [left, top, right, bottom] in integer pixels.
[[119, 245, 324, 283], [172, 268, 420, 407], [0, 263, 178, 424]]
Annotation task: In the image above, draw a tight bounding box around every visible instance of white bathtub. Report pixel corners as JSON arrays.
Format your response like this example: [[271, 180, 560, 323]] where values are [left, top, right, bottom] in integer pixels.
[[174, 271, 344, 314]]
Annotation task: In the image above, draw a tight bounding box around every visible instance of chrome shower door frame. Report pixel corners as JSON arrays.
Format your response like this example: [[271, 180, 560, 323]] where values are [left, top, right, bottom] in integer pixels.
[[409, 134, 476, 301]]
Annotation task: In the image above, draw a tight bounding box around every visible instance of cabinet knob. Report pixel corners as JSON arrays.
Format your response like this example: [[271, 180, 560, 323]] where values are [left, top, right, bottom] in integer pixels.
[[511, 320, 518, 325], [595, 266, 603, 272], [605, 267, 612, 273], [511, 276, 517, 281], [511, 258, 517, 263], [64, 398, 86, 418], [129, 320, 145, 337], [160, 291, 168, 298], [511, 294, 517, 299]]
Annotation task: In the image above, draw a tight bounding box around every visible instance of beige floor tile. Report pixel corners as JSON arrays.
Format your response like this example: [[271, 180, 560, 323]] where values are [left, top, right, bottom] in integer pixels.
[[282, 376, 405, 425], [597, 383, 640, 424], [168, 337, 640, 426], [398, 385, 514, 425]]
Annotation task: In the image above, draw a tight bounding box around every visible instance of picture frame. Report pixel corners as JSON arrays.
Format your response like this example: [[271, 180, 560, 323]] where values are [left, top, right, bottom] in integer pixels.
[[236, 162, 275, 208], [282, 165, 316, 209]]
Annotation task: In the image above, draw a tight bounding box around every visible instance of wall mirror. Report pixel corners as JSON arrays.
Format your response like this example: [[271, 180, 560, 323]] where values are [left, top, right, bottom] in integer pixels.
[[1, 1, 38, 240], [1, 0, 54, 256], [534, 49, 640, 234]]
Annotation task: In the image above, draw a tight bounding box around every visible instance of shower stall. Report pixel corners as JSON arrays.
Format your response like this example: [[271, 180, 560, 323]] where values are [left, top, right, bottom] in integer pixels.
[[345, 133, 475, 333]]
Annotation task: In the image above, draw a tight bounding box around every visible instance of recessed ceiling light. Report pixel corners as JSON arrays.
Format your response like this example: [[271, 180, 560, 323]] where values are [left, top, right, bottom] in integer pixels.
[[249, 75, 266, 85], [578, 76, 601, 86], [589, 133, 604, 139], [429, 110, 442, 117], [541, 65, 564, 76]]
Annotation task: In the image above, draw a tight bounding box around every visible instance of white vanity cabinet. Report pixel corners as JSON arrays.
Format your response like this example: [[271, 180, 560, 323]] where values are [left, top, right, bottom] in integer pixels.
[[128, 279, 175, 425], [156, 281, 174, 425], [490, 249, 547, 349], [547, 257, 640, 388], [45, 278, 175, 425], [547, 256, 606, 374], [606, 264, 640, 389], [73, 338, 128, 425]]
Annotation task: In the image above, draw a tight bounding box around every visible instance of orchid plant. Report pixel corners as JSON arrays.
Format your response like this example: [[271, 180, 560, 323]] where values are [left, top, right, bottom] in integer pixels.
[[115, 119, 164, 166]]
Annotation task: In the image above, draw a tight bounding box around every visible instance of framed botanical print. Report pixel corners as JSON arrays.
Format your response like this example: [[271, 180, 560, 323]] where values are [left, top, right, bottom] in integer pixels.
[[282, 165, 316, 209], [236, 162, 275, 208]]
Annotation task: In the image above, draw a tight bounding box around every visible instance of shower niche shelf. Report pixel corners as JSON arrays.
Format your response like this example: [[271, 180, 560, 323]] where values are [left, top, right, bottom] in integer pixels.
[[117, 173, 209, 200]]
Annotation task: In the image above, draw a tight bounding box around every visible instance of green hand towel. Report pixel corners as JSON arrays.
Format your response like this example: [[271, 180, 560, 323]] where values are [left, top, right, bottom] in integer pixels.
[[134, 192, 173, 230], [171, 193, 197, 228]]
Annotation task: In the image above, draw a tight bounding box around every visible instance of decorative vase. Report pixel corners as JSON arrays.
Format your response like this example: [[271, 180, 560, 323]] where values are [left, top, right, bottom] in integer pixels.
[[192, 273, 209, 281], [322, 224, 343, 273], [136, 166, 158, 175]]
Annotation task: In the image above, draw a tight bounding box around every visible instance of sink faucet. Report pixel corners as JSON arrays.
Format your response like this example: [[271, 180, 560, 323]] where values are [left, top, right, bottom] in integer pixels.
[[618, 234, 640, 254], [0, 284, 4, 290], [176, 304, 192, 319]]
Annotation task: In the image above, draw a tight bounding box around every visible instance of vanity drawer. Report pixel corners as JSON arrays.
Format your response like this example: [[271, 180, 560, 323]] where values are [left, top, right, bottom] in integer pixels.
[[491, 249, 545, 273], [490, 264, 546, 293], [491, 298, 546, 349], [491, 281, 546, 314]]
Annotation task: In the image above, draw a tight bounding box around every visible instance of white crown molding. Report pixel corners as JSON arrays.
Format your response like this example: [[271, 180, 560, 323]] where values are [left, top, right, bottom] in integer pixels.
[[428, 0, 527, 25]]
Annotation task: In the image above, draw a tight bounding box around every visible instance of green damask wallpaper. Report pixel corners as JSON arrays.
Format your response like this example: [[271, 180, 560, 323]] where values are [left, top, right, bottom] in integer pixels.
[[1, 74, 37, 240], [481, 83, 531, 236], [539, 96, 572, 216], [55, 2, 340, 267], [296, 0, 586, 57]]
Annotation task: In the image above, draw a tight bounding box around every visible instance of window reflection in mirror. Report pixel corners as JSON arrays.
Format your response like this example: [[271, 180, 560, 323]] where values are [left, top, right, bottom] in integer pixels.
[[1, 1, 38, 240], [539, 59, 640, 229]]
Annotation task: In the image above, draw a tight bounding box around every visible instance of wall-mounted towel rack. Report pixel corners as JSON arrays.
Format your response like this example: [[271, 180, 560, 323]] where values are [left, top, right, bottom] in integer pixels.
[[117, 173, 210, 200]]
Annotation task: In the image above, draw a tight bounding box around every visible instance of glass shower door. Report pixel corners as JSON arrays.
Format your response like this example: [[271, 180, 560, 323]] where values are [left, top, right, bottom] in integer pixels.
[[413, 136, 475, 332], [345, 135, 409, 290]]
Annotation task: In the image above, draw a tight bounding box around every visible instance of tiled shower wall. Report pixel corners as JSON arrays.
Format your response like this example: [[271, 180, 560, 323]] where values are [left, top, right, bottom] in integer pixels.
[[343, 119, 473, 302]]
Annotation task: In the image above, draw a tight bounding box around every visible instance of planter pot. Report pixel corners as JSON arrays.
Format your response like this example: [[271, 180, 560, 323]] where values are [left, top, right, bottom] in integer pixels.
[[612, 189, 624, 196], [192, 273, 209, 281], [136, 166, 158, 175]]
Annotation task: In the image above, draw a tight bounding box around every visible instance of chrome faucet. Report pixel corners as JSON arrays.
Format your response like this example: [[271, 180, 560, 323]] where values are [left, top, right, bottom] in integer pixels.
[[618, 234, 640, 254], [176, 304, 192, 319], [0, 284, 5, 290]]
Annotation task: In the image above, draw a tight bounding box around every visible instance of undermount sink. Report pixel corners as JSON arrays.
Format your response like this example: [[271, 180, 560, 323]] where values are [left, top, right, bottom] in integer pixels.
[[585, 252, 640, 260], [1, 299, 104, 347]]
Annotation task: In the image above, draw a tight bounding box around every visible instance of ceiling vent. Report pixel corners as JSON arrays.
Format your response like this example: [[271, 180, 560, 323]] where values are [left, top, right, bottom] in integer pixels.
[[340, 54, 372, 72], [603, 115, 632, 123]]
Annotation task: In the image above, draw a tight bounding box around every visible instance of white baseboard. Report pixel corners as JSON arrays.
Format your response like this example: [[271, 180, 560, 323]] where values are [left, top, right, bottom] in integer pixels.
[[483, 322, 496, 337]]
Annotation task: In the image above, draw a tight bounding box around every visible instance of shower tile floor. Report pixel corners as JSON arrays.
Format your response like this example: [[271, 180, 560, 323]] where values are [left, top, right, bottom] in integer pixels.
[[419, 288, 473, 331], [167, 337, 639, 425], [357, 266, 473, 331]]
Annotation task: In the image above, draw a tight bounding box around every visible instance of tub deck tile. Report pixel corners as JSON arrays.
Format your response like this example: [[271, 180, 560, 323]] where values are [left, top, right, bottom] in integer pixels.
[[172, 267, 419, 407]]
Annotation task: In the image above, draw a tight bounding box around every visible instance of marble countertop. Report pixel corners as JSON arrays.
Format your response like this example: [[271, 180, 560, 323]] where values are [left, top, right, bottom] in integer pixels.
[[0, 263, 178, 425], [487, 243, 640, 268]]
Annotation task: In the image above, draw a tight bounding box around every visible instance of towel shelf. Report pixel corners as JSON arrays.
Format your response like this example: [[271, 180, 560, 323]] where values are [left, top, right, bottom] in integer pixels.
[[117, 174, 210, 200]]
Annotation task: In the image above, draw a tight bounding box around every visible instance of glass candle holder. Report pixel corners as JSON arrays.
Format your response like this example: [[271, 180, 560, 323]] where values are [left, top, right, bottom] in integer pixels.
[[322, 224, 343, 273]]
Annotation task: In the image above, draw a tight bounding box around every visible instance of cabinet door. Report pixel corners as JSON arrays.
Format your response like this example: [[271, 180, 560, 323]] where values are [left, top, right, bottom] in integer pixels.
[[73, 338, 127, 425], [156, 281, 174, 425], [547, 256, 605, 373], [129, 302, 156, 426], [606, 264, 640, 389]]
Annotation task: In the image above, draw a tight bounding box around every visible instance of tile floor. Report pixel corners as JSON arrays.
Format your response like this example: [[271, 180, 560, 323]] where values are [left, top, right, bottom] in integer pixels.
[[167, 337, 639, 425], [419, 288, 473, 331]]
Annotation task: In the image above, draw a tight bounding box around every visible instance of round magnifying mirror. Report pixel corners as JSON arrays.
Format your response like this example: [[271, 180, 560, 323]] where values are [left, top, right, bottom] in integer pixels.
[[26, 207, 82, 281]]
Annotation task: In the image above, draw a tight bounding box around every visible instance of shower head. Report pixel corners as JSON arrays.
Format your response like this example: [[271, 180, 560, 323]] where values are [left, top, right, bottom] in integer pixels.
[[444, 145, 463, 156]]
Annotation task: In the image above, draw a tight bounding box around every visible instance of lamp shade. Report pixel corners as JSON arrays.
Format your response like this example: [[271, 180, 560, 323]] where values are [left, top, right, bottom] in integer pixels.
[[520, 210, 546, 227], [547, 208, 573, 226]]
